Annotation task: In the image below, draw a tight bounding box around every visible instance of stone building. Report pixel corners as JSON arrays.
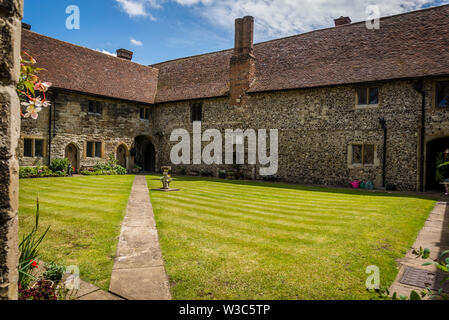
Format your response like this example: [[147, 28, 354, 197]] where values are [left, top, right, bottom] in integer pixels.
[[19, 5, 449, 191]]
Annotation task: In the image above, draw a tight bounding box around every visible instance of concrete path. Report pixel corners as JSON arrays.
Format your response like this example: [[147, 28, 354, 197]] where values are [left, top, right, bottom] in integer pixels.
[[390, 199, 449, 298], [74, 279, 123, 300], [109, 175, 171, 300]]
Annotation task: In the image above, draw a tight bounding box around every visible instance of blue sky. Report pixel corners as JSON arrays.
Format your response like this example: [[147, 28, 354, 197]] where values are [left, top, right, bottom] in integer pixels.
[[24, 0, 448, 65]]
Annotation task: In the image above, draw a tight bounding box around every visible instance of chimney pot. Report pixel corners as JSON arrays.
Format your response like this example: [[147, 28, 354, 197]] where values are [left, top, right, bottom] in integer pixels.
[[116, 48, 133, 61], [22, 22, 31, 30], [334, 16, 351, 27]]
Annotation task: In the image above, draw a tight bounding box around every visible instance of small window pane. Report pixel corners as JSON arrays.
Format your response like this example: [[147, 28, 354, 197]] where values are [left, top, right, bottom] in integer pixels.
[[87, 142, 94, 157], [364, 144, 375, 165], [352, 145, 363, 164], [96, 103, 102, 115], [140, 108, 145, 119], [35, 140, 44, 157], [357, 88, 367, 105], [24, 139, 33, 157], [145, 108, 150, 120], [369, 88, 379, 105], [95, 142, 102, 158], [88, 101, 96, 113], [192, 104, 202, 122], [436, 81, 449, 108]]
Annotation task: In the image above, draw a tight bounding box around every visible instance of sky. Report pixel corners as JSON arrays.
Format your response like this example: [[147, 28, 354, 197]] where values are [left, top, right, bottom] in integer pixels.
[[23, 0, 448, 65]]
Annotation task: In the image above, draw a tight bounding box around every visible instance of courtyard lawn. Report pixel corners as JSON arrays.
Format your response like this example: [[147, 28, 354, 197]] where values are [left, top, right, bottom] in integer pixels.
[[147, 175, 437, 300], [19, 175, 135, 290]]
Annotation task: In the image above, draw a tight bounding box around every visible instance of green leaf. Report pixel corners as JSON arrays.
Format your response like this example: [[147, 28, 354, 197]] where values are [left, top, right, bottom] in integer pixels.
[[410, 291, 422, 300], [437, 161, 449, 169], [422, 262, 434, 266], [440, 250, 449, 259], [23, 80, 35, 96], [422, 248, 431, 259], [436, 264, 448, 272]]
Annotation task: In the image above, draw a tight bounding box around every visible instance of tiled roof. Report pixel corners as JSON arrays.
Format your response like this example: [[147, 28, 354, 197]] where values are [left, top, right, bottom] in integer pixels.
[[21, 30, 159, 104], [21, 5, 449, 104], [154, 4, 449, 102], [152, 49, 233, 103]]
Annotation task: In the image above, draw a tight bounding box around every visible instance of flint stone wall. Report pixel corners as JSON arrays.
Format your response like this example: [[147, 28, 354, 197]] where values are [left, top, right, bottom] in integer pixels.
[[0, 0, 22, 300]]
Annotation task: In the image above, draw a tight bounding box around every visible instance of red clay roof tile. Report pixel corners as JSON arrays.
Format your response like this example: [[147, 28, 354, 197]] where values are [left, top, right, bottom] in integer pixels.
[[21, 30, 159, 104]]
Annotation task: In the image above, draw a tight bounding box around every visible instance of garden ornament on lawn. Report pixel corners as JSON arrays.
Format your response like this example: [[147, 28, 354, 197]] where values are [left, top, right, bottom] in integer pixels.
[[160, 166, 172, 190]]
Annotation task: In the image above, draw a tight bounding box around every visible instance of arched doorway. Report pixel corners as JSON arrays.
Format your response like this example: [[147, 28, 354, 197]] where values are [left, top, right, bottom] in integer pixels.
[[134, 136, 156, 172], [426, 137, 449, 191], [116, 144, 128, 169], [65, 143, 79, 172]]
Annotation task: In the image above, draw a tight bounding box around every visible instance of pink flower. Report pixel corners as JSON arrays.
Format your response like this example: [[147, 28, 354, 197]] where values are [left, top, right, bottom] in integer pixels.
[[34, 81, 52, 93], [34, 97, 51, 108], [21, 100, 42, 120]]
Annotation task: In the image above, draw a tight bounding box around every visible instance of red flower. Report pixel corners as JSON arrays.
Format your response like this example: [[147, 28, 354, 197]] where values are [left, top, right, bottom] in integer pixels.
[[30, 259, 38, 268]]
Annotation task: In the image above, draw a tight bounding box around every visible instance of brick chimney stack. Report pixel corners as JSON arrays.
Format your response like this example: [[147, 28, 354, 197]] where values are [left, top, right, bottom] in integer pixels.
[[116, 48, 133, 61], [334, 16, 351, 27], [230, 16, 256, 106]]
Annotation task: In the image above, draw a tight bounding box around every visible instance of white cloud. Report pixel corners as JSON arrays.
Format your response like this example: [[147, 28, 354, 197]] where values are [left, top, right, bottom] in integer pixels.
[[171, 0, 449, 41], [114, 0, 449, 41], [115, 0, 158, 20], [130, 38, 144, 46], [95, 49, 117, 56]]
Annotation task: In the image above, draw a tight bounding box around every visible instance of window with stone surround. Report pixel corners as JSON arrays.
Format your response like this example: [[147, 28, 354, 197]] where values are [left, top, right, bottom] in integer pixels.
[[88, 100, 102, 115], [436, 81, 449, 108], [86, 141, 102, 158], [356, 87, 379, 106], [23, 138, 45, 158], [191, 103, 203, 122], [140, 107, 151, 120], [351, 143, 375, 165]]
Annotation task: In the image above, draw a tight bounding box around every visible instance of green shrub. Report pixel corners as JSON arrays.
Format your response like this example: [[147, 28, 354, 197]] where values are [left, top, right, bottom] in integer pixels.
[[115, 166, 127, 175], [43, 262, 66, 283], [90, 154, 127, 176], [49, 158, 69, 173], [19, 166, 64, 179], [218, 170, 226, 179]]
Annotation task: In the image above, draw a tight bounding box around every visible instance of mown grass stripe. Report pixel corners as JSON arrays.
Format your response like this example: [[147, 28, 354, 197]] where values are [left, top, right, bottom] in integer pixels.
[[147, 175, 436, 300]]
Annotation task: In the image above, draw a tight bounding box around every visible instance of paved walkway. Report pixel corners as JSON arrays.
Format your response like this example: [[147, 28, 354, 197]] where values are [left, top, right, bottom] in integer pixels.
[[108, 175, 171, 300], [390, 199, 449, 298]]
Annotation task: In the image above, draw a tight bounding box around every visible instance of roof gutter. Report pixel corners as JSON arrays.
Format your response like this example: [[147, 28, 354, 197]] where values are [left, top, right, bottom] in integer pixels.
[[413, 80, 426, 192], [48, 89, 58, 165]]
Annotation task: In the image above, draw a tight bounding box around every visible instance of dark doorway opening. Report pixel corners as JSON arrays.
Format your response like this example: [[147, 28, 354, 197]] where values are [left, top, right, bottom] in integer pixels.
[[134, 136, 156, 172], [426, 137, 449, 191]]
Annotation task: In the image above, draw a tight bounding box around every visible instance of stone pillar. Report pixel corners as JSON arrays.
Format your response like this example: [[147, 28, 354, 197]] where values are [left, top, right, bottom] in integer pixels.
[[0, 0, 23, 300]]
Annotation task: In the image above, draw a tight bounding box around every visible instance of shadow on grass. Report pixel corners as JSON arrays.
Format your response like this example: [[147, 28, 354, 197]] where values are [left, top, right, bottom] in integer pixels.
[[146, 174, 440, 201]]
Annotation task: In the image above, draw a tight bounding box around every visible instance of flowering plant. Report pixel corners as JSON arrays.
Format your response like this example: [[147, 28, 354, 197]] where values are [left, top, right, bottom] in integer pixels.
[[19, 280, 57, 301], [16, 51, 52, 119]]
